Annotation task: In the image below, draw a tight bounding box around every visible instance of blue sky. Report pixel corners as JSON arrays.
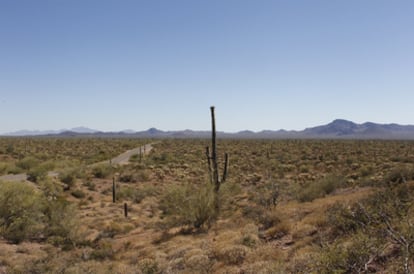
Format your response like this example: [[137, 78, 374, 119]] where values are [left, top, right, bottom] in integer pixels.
[[1, 0, 413, 133]]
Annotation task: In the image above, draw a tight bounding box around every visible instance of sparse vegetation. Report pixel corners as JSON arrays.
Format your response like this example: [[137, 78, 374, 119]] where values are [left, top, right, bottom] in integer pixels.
[[1, 137, 414, 272]]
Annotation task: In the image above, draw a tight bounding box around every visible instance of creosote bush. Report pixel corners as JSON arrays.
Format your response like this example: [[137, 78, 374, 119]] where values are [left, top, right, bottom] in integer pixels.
[[0, 180, 80, 245], [0, 182, 45, 243], [16, 156, 39, 171], [160, 182, 216, 229], [27, 165, 49, 183]]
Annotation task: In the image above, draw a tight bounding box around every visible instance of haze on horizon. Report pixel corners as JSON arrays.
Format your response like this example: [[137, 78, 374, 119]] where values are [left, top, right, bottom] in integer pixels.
[[1, 1, 413, 134]]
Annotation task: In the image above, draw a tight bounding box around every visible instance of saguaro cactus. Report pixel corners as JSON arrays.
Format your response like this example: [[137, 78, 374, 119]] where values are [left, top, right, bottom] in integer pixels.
[[206, 106, 229, 212]]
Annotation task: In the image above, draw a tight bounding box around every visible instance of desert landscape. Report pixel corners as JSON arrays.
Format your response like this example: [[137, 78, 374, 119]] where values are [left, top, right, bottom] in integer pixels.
[[1, 133, 414, 273], [2, 1, 413, 273]]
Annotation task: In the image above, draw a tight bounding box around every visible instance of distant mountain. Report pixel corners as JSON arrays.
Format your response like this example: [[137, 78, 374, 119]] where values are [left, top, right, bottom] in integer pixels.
[[300, 119, 414, 139], [304, 119, 358, 136], [69, 127, 99, 134], [4, 127, 99, 136], [3, 120, 414, 139]]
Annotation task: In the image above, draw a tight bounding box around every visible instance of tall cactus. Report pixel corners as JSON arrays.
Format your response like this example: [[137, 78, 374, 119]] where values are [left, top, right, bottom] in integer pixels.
[[206, 106, 229, 212]]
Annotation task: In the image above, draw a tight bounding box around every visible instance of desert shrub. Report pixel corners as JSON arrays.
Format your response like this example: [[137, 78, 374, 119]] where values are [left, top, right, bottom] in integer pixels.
[[150, 152, 172, 165], [249, 181, 280, 209], [240, 223, 260, 248], [264, 220, 290, 240], [0, 182, 45, 243], [92, 164, 112, 179], [58, 168, 78, 188], [5, 164, 24, 174], [117, 185, 157, 203], [39, 177, 63, 200], [384, 166, 414, 185], [137, 258, 159, 274], [44, 199, 80, 247], [359, 165, 374, 177], [216, 245, 248, 265], [0, 179, 80, 245], [90, 240, 115, 260], [318, 183, 414, 272], [5, 144, 14, 154], [137, 170, 150, 182], [71, 189, 86, 199], [16, 156, 39, 171], [119, 172, 135, 183], [103, 222, 134, 237], [0, 162, 10, 175], [314, 232, 379, 274], [242, 204, 266, 222], [160, 183, 216, 229], [326, 202, 369, 237], [260, 209, 282, 230], [27, 165, 49, 183], [297, 175, 345, 202], [185, 254, 212, 273]]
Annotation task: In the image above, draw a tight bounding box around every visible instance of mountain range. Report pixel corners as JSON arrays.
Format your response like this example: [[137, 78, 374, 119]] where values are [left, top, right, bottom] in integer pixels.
[[4, 119, 414, 139]]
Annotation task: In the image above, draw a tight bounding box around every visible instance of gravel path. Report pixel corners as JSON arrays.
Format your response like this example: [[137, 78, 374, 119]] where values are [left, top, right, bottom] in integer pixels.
[[110, 143, 153, 165]]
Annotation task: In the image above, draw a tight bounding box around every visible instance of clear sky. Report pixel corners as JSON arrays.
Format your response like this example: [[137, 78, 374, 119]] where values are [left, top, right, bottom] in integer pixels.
[[1, 0, 413, 133]]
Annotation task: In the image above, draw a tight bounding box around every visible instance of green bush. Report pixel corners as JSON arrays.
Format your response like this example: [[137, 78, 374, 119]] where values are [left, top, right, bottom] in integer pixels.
[[160, 183, 216, 229], [58, 168, 78, 188], [27, 165, 48, 183], [0, 182, 45, 243], [43, 199, 80, 247], [0, 162, 10, 175], [0, 180, 80, 245], [16, 156, 39, 171]]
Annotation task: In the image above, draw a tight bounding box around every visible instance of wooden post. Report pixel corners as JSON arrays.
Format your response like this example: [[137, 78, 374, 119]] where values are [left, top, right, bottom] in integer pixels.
[[124, 203, 128, 218], [112, 177, 116, 203]]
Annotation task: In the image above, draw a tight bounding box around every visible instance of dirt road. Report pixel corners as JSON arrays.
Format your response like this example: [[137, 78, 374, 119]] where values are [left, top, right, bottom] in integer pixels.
[[0, 173, 28, 182], [110, 143, 153, 165]]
